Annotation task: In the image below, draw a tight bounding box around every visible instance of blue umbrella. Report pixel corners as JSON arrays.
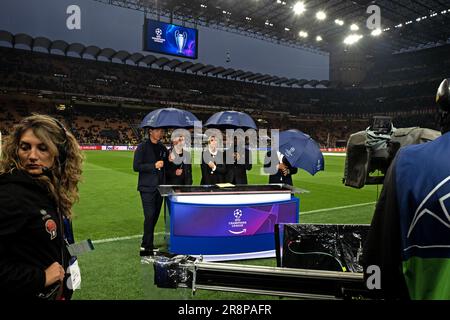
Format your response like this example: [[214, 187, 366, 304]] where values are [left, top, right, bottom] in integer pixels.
[[205, 111, 257, 129], [140, 107, 200, 128], [277, 129, 324, 175]]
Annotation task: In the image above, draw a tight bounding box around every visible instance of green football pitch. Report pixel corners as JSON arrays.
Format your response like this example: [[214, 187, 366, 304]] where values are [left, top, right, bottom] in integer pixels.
[[71, 151, 379, 300]]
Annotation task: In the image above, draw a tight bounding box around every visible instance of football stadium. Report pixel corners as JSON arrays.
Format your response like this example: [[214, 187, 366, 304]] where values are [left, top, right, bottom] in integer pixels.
[[1, 0, 450, 303]]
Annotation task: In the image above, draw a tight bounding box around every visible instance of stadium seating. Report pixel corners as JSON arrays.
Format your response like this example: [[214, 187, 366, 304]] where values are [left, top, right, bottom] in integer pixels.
[[0, 44, 444, 147]]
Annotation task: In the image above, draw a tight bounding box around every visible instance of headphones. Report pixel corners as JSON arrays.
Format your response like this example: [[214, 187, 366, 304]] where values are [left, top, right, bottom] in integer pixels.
[[53, 119, 69, 166]]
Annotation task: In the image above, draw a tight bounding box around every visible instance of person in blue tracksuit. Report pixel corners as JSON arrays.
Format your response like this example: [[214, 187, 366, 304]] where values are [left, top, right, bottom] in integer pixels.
[[362, 79, 450, 299]]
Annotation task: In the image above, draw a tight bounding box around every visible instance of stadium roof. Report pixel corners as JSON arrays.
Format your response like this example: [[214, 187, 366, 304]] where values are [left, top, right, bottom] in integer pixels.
[[94, 0, 450, 55], [0, 30, 327, 88]]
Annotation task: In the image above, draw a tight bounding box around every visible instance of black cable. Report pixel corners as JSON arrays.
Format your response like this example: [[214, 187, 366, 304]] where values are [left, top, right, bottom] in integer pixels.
[[287, 241, 347, 272]]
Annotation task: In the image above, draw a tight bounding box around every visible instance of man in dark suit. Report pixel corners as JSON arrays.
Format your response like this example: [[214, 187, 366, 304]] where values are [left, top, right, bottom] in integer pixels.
[[264, 150, 298, 186], [166, 135, 193, 185], [225, 143, 252, 185], [201, 135, 227, 185], [133, 128, 168, 255]]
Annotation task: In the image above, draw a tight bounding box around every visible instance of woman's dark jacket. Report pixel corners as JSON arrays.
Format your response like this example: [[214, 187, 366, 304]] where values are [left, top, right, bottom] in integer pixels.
[[0, 169, 72, 299]]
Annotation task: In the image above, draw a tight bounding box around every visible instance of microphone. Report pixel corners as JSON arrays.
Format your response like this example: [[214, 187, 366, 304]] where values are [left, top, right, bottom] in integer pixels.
[[157, 150, 164, 171], [41, 166, 53, 177]]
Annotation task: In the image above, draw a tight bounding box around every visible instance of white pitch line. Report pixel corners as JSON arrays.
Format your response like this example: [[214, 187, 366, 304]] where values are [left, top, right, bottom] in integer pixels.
[[301, 202, 376, 215], [93, 202, 376, 244], [92, 234, 142, 244]]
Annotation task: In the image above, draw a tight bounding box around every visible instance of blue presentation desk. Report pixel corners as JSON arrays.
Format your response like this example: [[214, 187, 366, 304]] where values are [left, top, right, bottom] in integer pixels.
[[158, 184, 306, 261]]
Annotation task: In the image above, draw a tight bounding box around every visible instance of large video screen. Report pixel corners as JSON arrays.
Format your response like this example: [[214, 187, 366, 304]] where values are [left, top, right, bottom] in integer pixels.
[[143, 19, 198, 59]]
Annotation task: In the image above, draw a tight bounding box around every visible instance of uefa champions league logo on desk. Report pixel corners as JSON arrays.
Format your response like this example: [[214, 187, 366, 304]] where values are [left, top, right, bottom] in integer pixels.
[[175, 30, 187, 53], [233, 209, 242, 220]]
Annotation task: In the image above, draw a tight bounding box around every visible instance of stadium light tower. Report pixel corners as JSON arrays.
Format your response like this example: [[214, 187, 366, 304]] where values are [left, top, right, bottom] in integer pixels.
[[293, 2, 306, 15]]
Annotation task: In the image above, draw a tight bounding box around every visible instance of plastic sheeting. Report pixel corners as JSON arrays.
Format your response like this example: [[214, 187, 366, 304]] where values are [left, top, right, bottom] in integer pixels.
[[140, 254, 193, 299], [281, 224, 370, 273]]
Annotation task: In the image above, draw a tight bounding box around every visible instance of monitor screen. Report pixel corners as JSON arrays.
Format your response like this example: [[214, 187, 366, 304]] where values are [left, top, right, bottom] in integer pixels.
[[280, 224, 370, 273], [370, 116, 392, 134], [143, 19, 198, 59]]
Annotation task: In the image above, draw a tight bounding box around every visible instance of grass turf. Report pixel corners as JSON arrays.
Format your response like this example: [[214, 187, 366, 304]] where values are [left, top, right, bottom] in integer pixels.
[[71, 151, 378, 300]]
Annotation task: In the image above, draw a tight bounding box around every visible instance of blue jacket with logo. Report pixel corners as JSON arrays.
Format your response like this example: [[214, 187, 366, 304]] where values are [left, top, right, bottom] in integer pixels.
[[363, 132, 450, 299]]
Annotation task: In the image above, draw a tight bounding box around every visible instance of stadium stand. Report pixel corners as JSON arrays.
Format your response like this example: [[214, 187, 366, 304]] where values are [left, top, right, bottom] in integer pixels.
[[0, 40, 445, 147]]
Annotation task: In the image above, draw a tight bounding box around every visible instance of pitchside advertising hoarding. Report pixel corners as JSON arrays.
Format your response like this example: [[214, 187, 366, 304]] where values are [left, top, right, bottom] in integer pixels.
[[79, 146, 137, 151], [143, 19, 198, 59]]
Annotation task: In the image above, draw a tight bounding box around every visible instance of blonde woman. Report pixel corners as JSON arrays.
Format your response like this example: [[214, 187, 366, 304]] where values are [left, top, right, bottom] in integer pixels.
[[0, 114, 83, 299]]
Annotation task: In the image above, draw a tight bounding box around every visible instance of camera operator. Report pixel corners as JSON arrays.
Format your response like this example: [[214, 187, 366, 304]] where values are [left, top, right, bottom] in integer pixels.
[[362, 79, 450, 300]]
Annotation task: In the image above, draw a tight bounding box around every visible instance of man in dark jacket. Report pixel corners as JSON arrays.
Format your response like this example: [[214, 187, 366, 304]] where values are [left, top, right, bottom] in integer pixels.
[[264, 150, 298, 186], [225, 144, 252, 185], [133, 128, 167, 255]]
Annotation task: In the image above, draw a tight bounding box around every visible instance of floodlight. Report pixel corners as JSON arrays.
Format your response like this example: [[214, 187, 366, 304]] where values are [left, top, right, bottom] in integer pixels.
[[371, 29, 382, 36], [344, 34, 363, 45], [298, 30, 308, 38], [316, 11, 326, 20], [293, 2, 305, 15]]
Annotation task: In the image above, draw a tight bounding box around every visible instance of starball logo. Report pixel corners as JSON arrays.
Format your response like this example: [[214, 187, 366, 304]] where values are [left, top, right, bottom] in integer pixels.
[[284, 147, 296, 158], [228, 209, 246, 235], [152, 28, 166, 44]]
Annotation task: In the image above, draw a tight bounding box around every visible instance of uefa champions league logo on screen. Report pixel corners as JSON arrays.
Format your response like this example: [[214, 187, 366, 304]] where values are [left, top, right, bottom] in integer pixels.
[[152, 28, 165, 44], [175, 30, 187, 53]]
